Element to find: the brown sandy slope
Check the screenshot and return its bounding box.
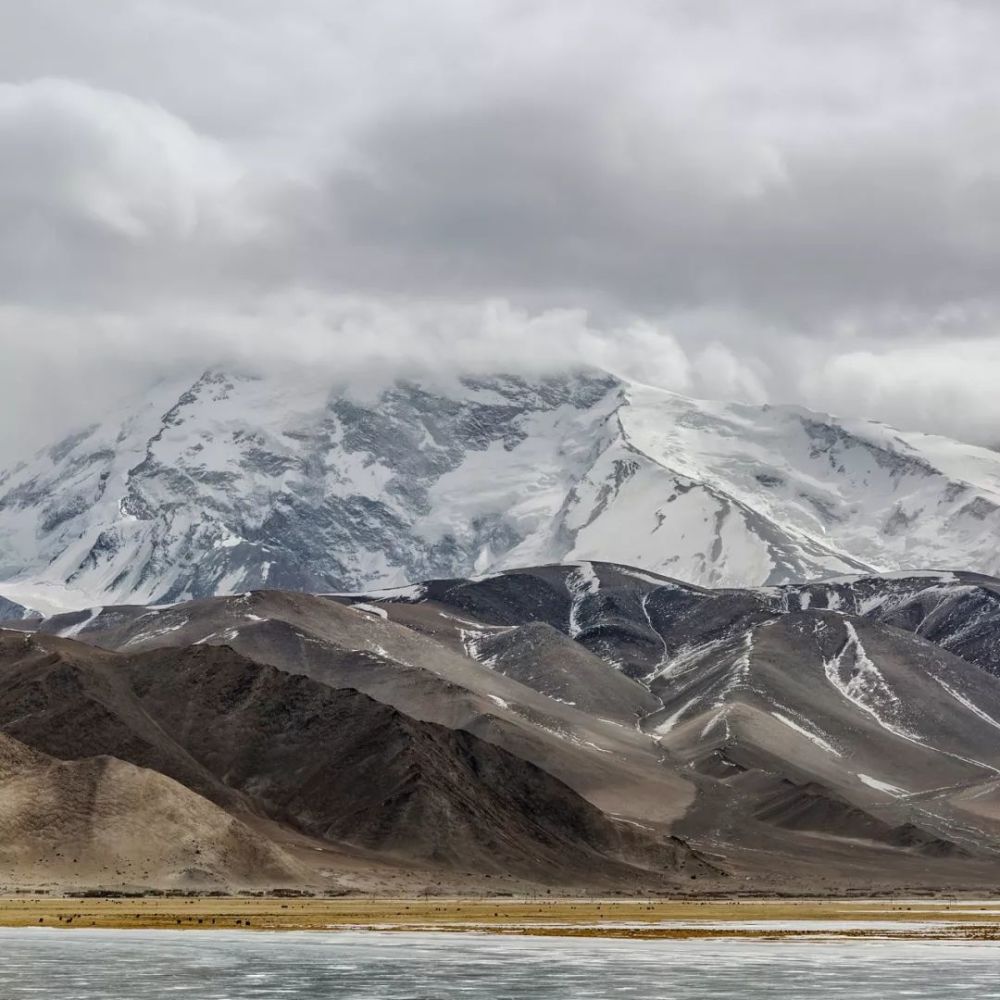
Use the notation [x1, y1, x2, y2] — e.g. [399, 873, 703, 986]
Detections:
[0, 731, 305, 888]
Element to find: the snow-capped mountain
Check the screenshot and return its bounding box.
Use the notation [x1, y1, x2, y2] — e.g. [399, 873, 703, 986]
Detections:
[2, 367, 1000, 611]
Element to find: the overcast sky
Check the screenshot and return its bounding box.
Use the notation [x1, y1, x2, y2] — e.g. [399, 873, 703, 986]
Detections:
[2, 0, 1000, 462]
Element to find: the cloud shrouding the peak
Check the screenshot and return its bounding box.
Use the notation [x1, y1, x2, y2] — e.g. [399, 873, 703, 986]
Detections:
[2, 0, 1000, 461]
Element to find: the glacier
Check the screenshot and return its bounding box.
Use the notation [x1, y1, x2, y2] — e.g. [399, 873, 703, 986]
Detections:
[1, 366, 999, 611]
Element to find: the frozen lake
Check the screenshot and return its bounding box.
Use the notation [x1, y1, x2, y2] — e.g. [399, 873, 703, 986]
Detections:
[3, 928, 1000, 998]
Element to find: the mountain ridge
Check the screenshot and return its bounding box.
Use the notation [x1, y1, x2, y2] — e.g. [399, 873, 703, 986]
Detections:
[9, 561, 1000, 890]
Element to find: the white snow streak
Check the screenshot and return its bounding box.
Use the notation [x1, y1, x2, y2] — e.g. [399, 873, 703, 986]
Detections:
[771, 712, 842, 757]
[825, 623, 1000, 775]
[858, 773, 908, 797]
[823, 622, 918, 740]
[57, 607, 102, 638]
[651, 695, 702, 736]
[121, 617, 189, 647]
[351, 602, 389, 620]
[932, 675, 1000, 733]
[701, 709, 728, 739]
[715, 631, 753, 703]
[566, 562, 600, 638]
[649, 636, 729, 683]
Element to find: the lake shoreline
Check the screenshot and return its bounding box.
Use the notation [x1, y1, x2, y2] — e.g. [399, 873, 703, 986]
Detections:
[2, 896, 1000, 940]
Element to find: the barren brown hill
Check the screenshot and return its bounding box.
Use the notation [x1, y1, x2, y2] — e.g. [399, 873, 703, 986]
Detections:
[0, 730, 305, 888]
[0, 631, 713, 886]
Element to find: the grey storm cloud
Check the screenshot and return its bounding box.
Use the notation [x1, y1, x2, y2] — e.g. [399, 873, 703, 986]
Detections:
[2, 0, 1000, 461]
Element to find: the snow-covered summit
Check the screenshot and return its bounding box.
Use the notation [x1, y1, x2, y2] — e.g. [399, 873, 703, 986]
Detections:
[1, 367, 999, 610]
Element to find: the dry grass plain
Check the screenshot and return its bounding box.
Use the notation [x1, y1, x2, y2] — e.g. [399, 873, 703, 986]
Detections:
[2, 896, 1000, 939]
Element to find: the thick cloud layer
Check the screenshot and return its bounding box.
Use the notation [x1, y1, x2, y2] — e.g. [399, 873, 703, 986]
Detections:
[2, 1, 1000, 462]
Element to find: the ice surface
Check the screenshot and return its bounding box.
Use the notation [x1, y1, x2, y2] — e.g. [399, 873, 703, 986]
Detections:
[2, 929, 1000, 1000]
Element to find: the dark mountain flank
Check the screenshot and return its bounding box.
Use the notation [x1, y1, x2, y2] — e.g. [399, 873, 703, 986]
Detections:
[0, 631, 713, 888]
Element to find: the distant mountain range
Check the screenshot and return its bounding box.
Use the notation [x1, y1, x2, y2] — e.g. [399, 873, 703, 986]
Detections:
[4, 563, 1000, 892]
[2, 367, 1000, 614]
